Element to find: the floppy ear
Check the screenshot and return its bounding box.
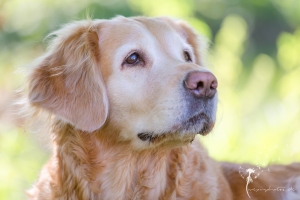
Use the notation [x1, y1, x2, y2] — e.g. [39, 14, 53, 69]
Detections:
[28, 21, 108, 132]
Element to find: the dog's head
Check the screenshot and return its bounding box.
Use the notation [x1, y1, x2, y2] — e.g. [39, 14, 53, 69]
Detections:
[28, 16, 218, 149]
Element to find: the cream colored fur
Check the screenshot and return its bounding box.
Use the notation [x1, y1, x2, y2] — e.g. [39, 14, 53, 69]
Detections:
[25, 16, 300, 200]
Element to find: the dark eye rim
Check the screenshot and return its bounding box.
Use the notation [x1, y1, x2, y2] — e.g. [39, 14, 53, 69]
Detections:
[122, 50, 148, 68]
[124, 52, 140, 65]
[184, 51, 192, 62]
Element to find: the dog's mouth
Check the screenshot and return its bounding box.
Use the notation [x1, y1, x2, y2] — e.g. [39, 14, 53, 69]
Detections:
[137, 112, 214, 143]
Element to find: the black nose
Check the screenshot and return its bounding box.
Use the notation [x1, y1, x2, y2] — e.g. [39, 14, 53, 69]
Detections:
[184, 71, 218, 98]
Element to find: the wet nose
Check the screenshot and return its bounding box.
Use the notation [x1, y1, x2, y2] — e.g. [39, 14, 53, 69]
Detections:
[184, 71, 218, 98]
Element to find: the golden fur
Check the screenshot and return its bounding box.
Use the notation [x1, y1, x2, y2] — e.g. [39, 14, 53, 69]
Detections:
[25, 16, 300, 200]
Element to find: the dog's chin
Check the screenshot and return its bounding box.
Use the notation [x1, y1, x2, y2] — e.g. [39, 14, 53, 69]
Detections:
[177, 112, 215, 136]
[137, 113, 215, 146]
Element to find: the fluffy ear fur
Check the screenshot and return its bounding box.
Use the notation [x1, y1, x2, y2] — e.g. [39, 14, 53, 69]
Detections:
[28, 21, 108, 132]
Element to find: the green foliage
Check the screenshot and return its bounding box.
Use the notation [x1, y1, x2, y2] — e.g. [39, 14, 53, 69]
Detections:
[0, 126, 48, 199]
[0, 0, 299, 199]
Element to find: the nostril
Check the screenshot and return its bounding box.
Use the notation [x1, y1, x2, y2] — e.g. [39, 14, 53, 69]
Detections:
[197, 81, 204, 89]
[210, 80, 218, 90]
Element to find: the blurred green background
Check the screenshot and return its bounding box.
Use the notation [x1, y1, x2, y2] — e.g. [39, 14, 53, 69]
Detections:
[0, 0, 300, 199]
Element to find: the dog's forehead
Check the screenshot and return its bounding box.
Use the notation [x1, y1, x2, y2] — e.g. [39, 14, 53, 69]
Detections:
[99, 17, 186, 50]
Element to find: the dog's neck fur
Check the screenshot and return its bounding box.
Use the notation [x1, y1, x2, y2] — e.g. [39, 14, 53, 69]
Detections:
[31, 123, 231, 200]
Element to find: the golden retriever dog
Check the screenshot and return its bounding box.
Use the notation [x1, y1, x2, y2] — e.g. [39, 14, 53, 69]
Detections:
[25, 16, 300, 200]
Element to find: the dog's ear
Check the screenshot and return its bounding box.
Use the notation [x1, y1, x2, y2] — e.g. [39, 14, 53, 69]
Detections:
[28, 21, 108, 132]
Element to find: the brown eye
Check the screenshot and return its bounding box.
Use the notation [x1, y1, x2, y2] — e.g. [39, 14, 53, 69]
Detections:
[184, 51, 192, 62]
[125, 53, 140, 64]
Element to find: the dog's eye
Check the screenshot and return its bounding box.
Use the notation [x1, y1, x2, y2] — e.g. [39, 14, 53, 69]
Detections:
[125, 53, 140, 65]
[184, 51, 192, 62]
